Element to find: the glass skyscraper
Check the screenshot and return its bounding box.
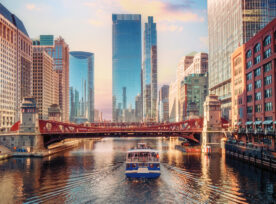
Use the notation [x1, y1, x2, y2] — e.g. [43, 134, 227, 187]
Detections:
[208, 0, 276, 120]
[69, 51, 94, 123]
[112, 14, 142, 122]
[143, 16, 157, 122]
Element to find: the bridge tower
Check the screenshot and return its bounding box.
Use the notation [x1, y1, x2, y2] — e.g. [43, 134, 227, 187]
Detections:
[19, 97, 44, 151]
[201, 94, 224, 153]
[20, 97, 39, 133]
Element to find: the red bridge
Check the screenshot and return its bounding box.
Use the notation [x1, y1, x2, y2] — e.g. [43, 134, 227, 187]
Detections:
[10, 118, 228, 147]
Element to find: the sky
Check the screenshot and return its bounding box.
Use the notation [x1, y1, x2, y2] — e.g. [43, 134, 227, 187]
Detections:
[1, 0, 208, 120]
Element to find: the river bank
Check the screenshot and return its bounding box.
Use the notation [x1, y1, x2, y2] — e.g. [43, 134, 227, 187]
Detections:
[0, 138, 102, 160]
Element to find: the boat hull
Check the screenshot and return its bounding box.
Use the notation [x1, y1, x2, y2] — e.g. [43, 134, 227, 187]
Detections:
[125, 172, 160, 178]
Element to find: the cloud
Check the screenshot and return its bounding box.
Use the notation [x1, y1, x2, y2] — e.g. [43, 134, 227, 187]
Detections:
[118, 0, 204, 23]
[158, 23, 183, 32]
[26, 3, 40, 11]
[199, 36, 208, 47]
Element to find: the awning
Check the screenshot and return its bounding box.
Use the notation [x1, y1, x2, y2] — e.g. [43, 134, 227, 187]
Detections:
[237, 122, 241, 125]
[254, 121, 262, 125]
[274, 121, 276, 124]
[245, 121, 253, 125]
[263, 120, 273, 125]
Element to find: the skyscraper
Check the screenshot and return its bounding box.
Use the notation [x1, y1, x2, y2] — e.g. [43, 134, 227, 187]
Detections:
[69, 51, 94, 123]
[158, 85, 169, 122]
[33, 35, 70, 122]
[143, 16, 157, 122]
[112, 14, 142, 122]
[0, 3, 33, 130]
[208, 0, 276, 120]
[33, 48, 55, 119]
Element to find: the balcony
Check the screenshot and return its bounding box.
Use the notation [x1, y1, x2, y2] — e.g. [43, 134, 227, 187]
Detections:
[238, 128, 245, 134]
[246, 128, 254, 134]
[264, 128, 275, 135]
[254, 128, 264, 134]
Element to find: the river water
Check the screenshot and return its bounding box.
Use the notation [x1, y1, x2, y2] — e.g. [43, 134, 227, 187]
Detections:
[0, 137, 275, 204]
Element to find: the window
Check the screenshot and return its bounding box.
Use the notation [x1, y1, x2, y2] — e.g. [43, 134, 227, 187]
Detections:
[254, 55, 261, 64]
[254, 67, 261, 77]
[254, 43, 261, 53]
[239, 107, 243, 117]
[264, 48, 271, 59]
[265, 88, 272, 98]
[247, 95, 252, 102]
[247, 106, 253, 114]
[255, 92, 261, 100]
[238, 98, 242, 104]
[263, 35, 271, 46]
[264, 75, 272, 86]
[255, 104, 262, 112]
[246, 50, 252, 58]
[254, 80, 261, 89]
[246, 72, 252, 80]
[247, 83, 252, 91]
[265, 102, 273, 111]
[246, 60, 252, 69]
[264, 62, 272, 72]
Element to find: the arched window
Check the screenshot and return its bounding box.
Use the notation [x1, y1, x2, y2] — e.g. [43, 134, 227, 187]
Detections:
[254, 43, 261, 53]
[246, 49, 252, 58]
[263, 35, 271, 46]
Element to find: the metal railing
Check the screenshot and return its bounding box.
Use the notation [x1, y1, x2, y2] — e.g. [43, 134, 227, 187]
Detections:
[126, 157, 159, 162]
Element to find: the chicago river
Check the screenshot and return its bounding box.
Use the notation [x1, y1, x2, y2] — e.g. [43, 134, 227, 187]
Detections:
[0, 138, 275, 204]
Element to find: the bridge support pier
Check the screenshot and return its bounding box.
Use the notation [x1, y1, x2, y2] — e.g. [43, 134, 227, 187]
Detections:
[201, 95, 225, 154]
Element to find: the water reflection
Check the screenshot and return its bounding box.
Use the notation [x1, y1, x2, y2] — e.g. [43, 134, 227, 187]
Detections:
[0, 138, 275, 203]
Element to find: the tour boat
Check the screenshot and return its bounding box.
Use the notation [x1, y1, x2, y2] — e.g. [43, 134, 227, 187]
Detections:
[125, 143, 161, 178]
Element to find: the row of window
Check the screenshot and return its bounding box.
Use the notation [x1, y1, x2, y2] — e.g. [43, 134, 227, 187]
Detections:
[247, 102, 273, 113]
[246, 61, 272, 81]
[246, 88, 272, 99]
[246, 35, 272, 59]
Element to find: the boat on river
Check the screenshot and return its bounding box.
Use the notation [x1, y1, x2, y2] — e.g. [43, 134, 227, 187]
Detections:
[125, 143, 161, 178]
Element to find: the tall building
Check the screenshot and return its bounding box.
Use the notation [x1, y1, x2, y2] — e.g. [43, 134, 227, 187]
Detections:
[168, 52, 208, 122]
[33, 48, 55, 119]
[33, 35, 70, 122]
[135, 93, 143, 122]
[112, 14, 142, 122]
[208, 0, 276, 120]
[143, 16, 157, 122]
[158, 85, 169, 122]
[0, 3, 33, 131]
[179, 74, 209, 120]
[232, 18, 276, 130]
[69, 51, 94, 123]
[169, 81, 178, 122]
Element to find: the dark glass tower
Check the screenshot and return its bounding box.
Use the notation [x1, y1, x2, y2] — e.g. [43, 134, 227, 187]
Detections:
[112, 14, 142, 122]
[69, 51, 94, 123]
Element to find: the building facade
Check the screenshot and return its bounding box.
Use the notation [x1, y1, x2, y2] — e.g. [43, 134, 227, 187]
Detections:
[112, 14, 142, 122]
[143, 16, 157, 122]
[169, 52, 208, 122]
[231, 45, 246, 127]
[33, 48, 54, 119]
[0, 3, 33, 131]
[179, 74, 209, 121]
[158, 85, 169, 122]
[208, 0, 276, 121]
[135, 93, 143, 122]
[233, 18, 276, 128]
[33, 35, 69, 122]
[69, 51, 94, 123]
